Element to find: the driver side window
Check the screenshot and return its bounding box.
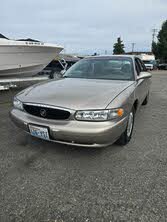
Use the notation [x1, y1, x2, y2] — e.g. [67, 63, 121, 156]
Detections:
[139, 59, 147, 72]
[135, 58, 141, 76]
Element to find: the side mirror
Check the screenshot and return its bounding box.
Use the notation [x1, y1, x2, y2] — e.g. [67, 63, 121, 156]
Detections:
[137, 72, 152, 81]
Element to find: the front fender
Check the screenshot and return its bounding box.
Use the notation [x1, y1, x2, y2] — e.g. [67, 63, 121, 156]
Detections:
[106, 83, 136, 115]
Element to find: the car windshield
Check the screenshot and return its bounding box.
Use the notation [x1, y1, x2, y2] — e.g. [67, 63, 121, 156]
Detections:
[143, 60, 152, 64]
[64, 57, 134, 81]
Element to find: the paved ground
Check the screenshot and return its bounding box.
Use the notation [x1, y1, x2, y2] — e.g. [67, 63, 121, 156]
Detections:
[0, 71, 167, 222]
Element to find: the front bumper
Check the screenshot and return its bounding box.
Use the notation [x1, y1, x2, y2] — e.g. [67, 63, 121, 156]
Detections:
[145, 65, 154, 70]
[10, 109, 128, 147]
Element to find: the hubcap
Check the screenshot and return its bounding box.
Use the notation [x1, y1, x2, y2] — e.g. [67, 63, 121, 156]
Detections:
[127, 112, 134, 137]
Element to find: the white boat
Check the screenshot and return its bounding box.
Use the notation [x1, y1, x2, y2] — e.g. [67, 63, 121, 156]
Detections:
[0, 34, 63, 77]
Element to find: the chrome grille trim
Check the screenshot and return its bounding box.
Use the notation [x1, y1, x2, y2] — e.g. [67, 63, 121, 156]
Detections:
[23, 103, 74, 120]
[23, 102, 74, 113]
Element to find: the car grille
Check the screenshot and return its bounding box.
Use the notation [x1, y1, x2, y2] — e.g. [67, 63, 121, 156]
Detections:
[23, 104, 71, 120]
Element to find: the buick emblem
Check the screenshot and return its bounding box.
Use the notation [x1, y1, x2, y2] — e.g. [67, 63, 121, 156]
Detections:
[40, 109, 47, 117]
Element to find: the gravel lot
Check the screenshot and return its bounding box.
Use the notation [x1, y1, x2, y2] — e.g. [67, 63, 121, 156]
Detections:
[0, 71, 167, 222]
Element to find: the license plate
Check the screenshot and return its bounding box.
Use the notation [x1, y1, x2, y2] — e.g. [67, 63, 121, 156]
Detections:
[29, 125, 50, 140]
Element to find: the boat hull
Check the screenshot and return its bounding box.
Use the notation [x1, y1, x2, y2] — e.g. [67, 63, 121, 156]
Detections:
[0, 63, 47, 77]
[0, 40, 63, 77]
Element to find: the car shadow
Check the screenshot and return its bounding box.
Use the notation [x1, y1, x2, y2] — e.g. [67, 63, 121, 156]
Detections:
[19, 133, 125, 157]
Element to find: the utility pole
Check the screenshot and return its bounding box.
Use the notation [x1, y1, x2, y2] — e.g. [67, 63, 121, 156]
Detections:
[131, 43, 136, 53]
[152, 28, 158, 42]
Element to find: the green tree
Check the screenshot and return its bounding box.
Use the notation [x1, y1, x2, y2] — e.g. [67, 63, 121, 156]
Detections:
[113, 37, 125, 54]
[152, 41, 159, 59]
[152, 20, 167, 62]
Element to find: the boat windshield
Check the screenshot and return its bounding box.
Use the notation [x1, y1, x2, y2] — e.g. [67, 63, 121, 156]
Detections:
[64, 57, 134, 81]
[17, 38, 40, 42]
[0, 34, 8, 39]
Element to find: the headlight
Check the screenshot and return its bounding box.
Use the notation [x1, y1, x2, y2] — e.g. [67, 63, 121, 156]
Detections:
[13, 97, 23, 111]
[75, 108, 124, 121]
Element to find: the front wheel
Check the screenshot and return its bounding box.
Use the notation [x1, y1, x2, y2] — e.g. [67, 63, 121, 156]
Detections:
[116, 107, 135, 145]
[142, 92, 149, 106]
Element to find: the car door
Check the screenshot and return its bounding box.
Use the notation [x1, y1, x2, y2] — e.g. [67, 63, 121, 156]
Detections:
[135, 58, 150, 105]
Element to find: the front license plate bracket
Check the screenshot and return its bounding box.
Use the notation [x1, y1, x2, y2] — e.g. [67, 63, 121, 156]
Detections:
[29, 124, 50, 140]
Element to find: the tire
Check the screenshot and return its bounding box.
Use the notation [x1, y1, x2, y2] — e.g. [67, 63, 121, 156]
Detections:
[116, 107, 135, 146]
[142, 92, 149, 106]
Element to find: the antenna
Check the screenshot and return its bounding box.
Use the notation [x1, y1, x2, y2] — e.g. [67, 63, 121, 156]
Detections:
[131, 43, 136, 53]
[152, 28, 158, 42]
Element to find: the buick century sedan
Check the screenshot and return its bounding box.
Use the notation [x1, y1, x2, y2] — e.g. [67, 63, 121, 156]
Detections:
[10, 55, 151, 147]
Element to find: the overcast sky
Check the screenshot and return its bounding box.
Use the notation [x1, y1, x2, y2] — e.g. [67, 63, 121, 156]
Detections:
[1, 0, 167, 54]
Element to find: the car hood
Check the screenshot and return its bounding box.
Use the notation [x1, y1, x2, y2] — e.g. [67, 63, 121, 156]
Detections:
[18, 78, 134, 110]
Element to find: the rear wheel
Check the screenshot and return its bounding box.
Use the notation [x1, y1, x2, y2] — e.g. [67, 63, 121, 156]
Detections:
[116, 107, 135, 145]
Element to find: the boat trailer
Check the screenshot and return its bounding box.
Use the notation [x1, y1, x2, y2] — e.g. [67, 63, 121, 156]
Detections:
[0, 76, 50, 91]
[0, 59, 67, 91]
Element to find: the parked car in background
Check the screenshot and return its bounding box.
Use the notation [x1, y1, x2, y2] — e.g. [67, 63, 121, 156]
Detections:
[137, 54, 156, 70]
[158, 63, 167, 70]
[10, 55, 151, 147]
[142, 60, 154, 70]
